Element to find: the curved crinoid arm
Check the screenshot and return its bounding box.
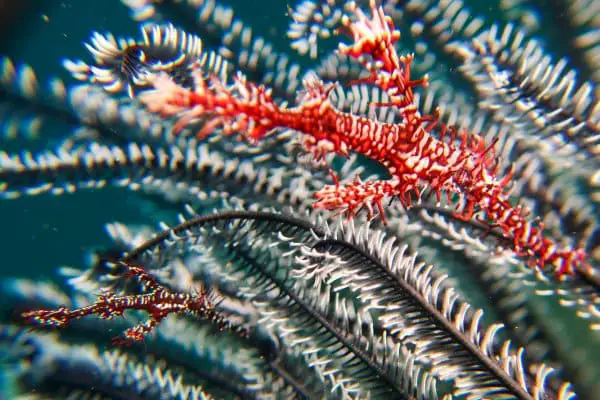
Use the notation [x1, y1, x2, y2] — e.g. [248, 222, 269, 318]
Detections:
[21, 261, 244, 344]
[338, 0, 428, 107]
[64, 24, 206, 98]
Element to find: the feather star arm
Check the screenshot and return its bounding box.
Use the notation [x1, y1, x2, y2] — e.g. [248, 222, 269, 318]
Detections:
[137, 0, 590, 278]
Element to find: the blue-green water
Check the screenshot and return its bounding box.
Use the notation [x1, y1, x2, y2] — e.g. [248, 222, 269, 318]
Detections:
[1, 1, 599, 399]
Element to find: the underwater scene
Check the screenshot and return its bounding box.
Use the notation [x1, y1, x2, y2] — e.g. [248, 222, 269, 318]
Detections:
[1, 0, 600, 399]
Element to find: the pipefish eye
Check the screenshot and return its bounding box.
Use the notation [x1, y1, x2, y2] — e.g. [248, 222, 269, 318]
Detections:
[120, 45, 145, 76]
[121, 46, 153, 97]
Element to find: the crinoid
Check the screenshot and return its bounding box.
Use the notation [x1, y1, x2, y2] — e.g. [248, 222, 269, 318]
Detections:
[1, 0, 599, 399]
